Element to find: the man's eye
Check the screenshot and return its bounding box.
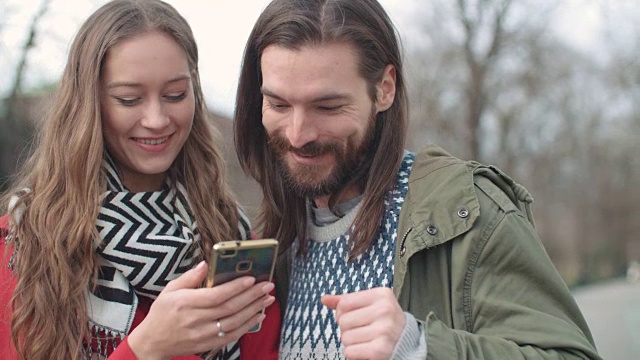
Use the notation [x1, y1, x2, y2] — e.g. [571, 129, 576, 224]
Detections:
[165, 92, 187, 102]
[318, 105, 341, 112]
[269, 102, 289, 110]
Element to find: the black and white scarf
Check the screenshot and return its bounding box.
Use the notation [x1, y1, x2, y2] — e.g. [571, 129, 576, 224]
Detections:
[87, 157, 249, 358]
[6, 157, 249, 358]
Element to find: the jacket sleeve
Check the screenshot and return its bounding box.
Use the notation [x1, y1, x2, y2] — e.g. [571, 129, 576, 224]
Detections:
[107, 337, 205, 360]
[0, 214, 199, 360]
[0, 216, 19, 359]
[239, 288, 280, 360]
[422, 200, 601, 359]
[107, 337, 139, 359]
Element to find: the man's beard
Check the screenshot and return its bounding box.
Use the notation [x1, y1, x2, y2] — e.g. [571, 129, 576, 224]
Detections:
[268, 118, 376, 199]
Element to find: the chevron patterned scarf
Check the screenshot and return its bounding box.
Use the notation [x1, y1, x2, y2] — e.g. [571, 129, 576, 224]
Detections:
[88, 157, 201, 353]
[5, 157, 247, 358]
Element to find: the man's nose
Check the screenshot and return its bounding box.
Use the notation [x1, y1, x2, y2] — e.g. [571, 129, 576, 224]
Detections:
[285, 109, 318, 148]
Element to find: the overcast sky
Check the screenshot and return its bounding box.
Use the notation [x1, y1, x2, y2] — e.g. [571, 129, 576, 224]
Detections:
[0, 0, 636, 116]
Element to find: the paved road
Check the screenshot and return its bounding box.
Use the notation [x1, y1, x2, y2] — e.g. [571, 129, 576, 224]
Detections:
[572, 279, 640, 360]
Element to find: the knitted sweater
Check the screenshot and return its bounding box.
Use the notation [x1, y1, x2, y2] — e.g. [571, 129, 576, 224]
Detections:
[279, 153, 416, 359]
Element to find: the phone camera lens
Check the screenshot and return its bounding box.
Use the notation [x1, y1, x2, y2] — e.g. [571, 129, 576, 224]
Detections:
[236, 260, 252, 272]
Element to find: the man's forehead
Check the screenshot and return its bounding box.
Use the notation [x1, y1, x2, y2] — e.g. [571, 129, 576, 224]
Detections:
[260, 42, 360, 67]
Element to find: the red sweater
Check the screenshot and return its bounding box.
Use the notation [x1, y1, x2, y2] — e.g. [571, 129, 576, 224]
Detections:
[0, 215, 280, 360]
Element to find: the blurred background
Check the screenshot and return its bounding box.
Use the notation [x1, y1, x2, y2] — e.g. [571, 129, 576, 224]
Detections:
[0, 0, 638, 358]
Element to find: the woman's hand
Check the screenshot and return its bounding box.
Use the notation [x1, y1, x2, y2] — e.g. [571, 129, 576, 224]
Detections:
[127, 261, 275, 360]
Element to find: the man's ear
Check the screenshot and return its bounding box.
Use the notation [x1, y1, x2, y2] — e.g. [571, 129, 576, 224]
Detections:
[375, 64, 396, 112]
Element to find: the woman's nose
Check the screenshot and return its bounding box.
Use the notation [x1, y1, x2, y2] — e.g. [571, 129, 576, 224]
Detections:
[140, 100, 170, 129]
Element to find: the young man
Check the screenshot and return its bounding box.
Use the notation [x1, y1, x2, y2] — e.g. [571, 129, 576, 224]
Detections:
[234, 0, 601, 359]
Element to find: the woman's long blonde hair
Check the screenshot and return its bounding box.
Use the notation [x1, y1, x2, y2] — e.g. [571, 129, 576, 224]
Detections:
[1, 1, 239, 358]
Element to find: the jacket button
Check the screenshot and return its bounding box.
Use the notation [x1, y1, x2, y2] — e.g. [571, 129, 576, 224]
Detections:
[400, 246, 406, 256]
[426, 225, 438, 236]
[458, 208, 469, 218]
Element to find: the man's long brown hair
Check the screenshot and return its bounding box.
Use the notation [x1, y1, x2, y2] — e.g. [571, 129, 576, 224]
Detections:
[1, 1, 239, 358]
[234, 0, 407, 258]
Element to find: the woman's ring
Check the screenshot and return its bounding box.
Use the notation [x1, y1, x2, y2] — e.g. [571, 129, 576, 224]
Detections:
[216, 320, 225, 337]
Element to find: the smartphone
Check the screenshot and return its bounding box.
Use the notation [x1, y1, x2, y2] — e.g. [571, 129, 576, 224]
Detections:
[205, 239, 278, 332]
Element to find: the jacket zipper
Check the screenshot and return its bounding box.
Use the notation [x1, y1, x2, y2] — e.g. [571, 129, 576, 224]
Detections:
[399, 226, 413, 257]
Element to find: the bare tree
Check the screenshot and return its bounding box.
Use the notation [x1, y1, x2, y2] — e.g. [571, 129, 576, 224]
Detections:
[456, 0, 512, 160]
[0, 0, 52, 190]
[402, 0, 639, 284]
[4, 0, 52, 119]
[405, 0, 557, 160]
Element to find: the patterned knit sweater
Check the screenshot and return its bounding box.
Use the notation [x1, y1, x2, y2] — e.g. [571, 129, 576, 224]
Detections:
[279, 153, 415, 359]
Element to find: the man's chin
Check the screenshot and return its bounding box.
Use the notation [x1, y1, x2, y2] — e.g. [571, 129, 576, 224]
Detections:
[278, 156, 349, 197]
[290, 184, 335, 198]
[284, 170, 339, 198]
[290, 177, 330, 195]
[287, 163, 331, 183]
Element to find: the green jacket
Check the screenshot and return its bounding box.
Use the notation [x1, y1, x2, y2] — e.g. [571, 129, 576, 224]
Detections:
[275, 145, 600, 359]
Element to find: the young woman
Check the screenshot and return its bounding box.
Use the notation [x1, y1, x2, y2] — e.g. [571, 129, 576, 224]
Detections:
[0, 1, 277, 359]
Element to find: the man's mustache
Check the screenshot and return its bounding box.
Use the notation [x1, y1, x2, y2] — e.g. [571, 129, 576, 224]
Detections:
[268, 136, 341, 157]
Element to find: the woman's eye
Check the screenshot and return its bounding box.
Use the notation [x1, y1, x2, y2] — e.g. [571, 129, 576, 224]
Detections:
[165, 92, 187, 102]
[115, 97, 139, 106]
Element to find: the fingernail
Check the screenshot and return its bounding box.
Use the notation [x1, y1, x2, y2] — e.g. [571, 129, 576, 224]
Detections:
[263, 295, 275, 306]
[244, 277, 256, 286]
[258, 314, 266, 322]
[262, 282, 275, 293]
[196, 261, 206, 270]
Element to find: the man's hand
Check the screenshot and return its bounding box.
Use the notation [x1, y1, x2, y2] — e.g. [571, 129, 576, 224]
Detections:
[322, 287, 405, 360]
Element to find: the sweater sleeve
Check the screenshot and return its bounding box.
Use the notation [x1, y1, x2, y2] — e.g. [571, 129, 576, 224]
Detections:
[391, 312, 427, 359]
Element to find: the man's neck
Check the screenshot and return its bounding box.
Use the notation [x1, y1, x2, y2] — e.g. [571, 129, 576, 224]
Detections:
[313, 185, 362, 208]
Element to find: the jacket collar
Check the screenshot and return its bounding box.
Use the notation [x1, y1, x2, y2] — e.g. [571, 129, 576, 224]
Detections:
[400, 144, 480, 255]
